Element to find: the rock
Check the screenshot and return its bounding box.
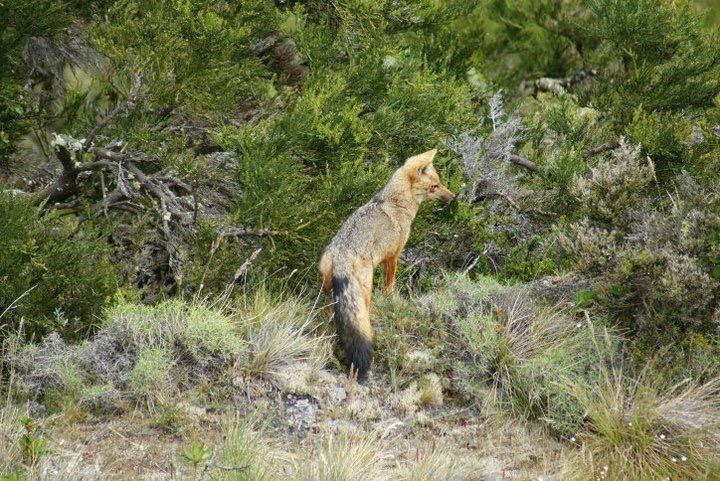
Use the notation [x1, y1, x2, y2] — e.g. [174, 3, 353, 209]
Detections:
[332, 387, 347, 404]
[286, 397, 316, 432]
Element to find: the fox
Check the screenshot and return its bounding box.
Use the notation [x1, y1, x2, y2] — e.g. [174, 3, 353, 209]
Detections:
[319, 148, 454, 379]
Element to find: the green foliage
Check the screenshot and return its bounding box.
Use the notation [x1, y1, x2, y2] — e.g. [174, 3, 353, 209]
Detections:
[0, 0, 71, 161]
[17, 416, 48, 466]
[126, 347, 173, 401]
[586, 0, 720, 121]
[0, 192, 118, 341]
[180, 439, 211, 476]
[443, 0, 586, 85]
[91, 0, 277, 115]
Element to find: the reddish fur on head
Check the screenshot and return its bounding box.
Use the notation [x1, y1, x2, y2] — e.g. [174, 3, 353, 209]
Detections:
[403, 149, 455, 203]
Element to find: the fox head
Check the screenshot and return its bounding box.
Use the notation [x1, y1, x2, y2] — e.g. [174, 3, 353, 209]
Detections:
[403, 149, 455, 203]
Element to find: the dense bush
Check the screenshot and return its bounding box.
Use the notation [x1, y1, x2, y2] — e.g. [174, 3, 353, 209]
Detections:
[556, 141, 720, 356]
[0, 192, 117, 341]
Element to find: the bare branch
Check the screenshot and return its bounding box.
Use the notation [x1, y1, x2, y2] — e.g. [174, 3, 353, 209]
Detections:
[508, 154, 538, 172]
[584, 138, 620, 158]
[83, 73, 143, 150]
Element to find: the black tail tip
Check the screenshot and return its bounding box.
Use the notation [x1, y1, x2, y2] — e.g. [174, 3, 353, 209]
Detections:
[345, 336, 372, 381]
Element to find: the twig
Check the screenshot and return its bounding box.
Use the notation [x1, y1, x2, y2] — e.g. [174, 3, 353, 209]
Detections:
[508, 154, 538, 172]
[462, 256, 480, 276]
[229, 248, 262, 285]
[0, 284, 38, 323]
[83, 73, 142, 150]
[583, 139, 620, 158]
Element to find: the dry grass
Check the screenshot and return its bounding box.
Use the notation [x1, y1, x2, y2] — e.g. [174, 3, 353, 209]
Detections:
[238, 290, 330, 378]
[0, 400, 23, 473]
[563, 364, 720, 480]
[294, 430, 391, 481]
[393, 445, 472, 481]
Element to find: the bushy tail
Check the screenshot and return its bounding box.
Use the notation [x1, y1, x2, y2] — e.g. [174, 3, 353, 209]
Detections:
[331, 256, 372, 379]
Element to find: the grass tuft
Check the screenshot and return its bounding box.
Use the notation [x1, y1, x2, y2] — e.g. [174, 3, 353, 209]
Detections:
[564, 365, 720, 480]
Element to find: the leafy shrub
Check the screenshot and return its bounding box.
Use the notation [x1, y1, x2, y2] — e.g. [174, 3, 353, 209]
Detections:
[90, 0, 278, 115]
[556, 142, 720, 350]
[586, 0, 720, 121]
[0, 192, 118, 341]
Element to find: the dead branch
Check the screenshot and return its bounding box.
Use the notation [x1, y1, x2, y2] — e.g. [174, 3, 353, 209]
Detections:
[508, 154, 538, 172]
[36, 142, 79, 205]
[83, 73, 142, 149]
[583, 138, 620, 158]
[37, 74, 143, 207]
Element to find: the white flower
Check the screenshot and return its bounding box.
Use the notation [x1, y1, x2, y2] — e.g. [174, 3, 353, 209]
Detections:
[163, 212, 171, 221]
[671, 457, 678, 462]
[681, 455, 687, 461]
[659, 433, 666, 440]
[575, 322, 582, 328]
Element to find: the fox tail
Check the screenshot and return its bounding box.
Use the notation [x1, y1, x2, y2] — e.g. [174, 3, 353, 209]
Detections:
[331, 255, 372, 379]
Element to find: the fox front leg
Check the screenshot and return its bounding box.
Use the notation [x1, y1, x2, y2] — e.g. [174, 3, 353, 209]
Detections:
[383, 255, 397, 295]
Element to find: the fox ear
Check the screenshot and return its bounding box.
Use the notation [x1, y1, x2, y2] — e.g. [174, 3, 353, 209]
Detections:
[404, 149, 437, 173]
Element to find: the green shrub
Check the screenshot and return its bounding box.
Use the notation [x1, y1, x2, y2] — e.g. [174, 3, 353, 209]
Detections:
[556, 143, 720, 351]
[0, 192, 118, 341]
[105, 300, 244, 364]
[126, 347, 173, 403]
[0, 0, 71, 161]
[90, 0, 277, 115]
[586, 0, 720, 122]
[438, 274, 616, 436]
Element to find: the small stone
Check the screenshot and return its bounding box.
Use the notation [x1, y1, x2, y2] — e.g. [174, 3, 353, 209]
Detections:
[332, 387, 346, 404]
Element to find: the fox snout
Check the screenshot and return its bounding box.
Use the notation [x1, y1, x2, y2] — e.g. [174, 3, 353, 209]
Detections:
[438, 187, 455, 203]
[429, 185, 455, 203]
